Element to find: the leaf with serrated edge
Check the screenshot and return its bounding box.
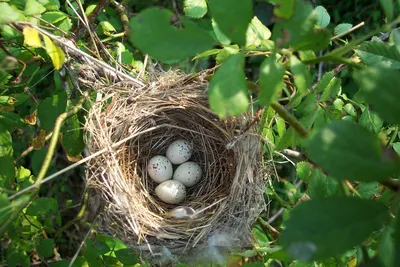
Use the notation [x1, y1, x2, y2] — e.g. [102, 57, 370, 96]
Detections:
[259, 53, 285, 106]
[23, 27, 41, 48]
[208, 0, 253, 46]
[208, 53, 249, 119]
[354, 66, 400, 124]
[280, 197, 390, 260]
[129, 8, 215, 62]
[308, 120, 400, 181]
[43, 35, 65, 70]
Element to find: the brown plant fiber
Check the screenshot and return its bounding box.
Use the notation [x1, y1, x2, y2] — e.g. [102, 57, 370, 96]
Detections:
[84, 70, 268, 263]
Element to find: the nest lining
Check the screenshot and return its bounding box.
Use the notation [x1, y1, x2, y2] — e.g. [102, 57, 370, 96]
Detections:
[84, 70, 268, 262]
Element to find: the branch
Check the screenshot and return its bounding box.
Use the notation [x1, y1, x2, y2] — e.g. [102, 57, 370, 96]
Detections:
[35, 93, 88, 185]
[0, 94, 88, 236]
[271, 102, 309, 138]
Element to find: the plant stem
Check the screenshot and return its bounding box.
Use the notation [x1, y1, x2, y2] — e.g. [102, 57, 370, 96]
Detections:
[271, 102, 309, 138]
[1, 95, 88, 236]
[55, 192, 88, 237]
[35, 93, 88, 186]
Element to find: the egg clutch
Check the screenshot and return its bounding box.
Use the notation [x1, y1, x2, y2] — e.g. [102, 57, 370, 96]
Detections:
[147, 139, 202, 204]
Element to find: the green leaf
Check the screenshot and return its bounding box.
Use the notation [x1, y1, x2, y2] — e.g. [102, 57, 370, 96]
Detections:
[0, 156, 15, 189]
[25, 0, 46, 16]
[61, 114, 85, 157]
[208, 53, 249, 118]
[86, 238, 110, 255]
[215, 45, 239, 64]
[129, 8, 215, 62]
[343, 103, 357, 117]
[41, 11, 67, 24]
[296, 161, 312, 181]
[96, 234, 127, 251]
[292, 28, 332, 51]
[212, 19, 231, 45]
[354, 42, 400, 69]
[44, 0, 60, 10]
[353, 67, 400, 124]
[378, 227, 394, 267]
[334, 23, 352, 36]
[184, 0, 207, 18]
[98, 21, 116, 35]
[245, 16, 271, 47]
[290, 55, 311, 94]
[273, 0, 296, 19]
[315, 6, 330, 28]
[0, 193, 12, 224]
[357, 182, 381, 198]
[38, 91, 67, 131]
[0, 3, 22, 24]
[26, 197, 58, 216]
[280, 197, 390, 260]
[272, 1, 316, 48]
[307, 120, 400, 182]
[393, 142, 400, 157]
[394, 210, 400, 266]
[319, 77, 341, 102]
[359, 109, 383, 134]
[115, 248, 139, 265]
[0, 112, 25, 130]
[259, 53, 285, 106]
[37, 238, 54, 258]
[192, 48, 221, 60]
[0, 125, 13, 157]
[208, 0, 253, 46]
[379, 0, 393, 21]
[307, 169, 339, 199]
[7, 251, 30, 267]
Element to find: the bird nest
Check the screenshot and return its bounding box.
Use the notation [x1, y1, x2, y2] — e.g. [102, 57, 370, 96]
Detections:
[84, 70, 268, 265]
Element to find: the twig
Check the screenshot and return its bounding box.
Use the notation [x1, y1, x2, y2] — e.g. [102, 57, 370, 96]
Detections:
[34, 93, 88, 186]
[331, 22, 365, 41]
[9, 123, 189, 200]
[21, 23, 145, 87]
[344, 180, 362, 198]
[74, 0, 110, 40]
[15, 132, 53, 162]
[68, 215, 98, 267]
[110, 0, 130, 35]
[55, 192, 88, 237]
[271, 102, 309, 138]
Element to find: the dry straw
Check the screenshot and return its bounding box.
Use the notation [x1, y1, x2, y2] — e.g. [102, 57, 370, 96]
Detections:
[80, 64, 269, 265]
[15, 21, 270, 266]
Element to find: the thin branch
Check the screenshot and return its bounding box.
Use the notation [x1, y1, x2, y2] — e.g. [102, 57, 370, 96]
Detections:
[55, 192, 88, 237]
[331, 22, 365, 41]
[271, 102, 309, 138]
[68, 215, 98, 267]
[9, 123, 190, 200]
[15, 132, 53, 162]
[110, 0, 130, 35]
[35, 93, 88, 186]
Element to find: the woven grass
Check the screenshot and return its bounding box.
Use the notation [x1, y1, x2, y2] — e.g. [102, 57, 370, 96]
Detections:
[84, 69, 269, 265]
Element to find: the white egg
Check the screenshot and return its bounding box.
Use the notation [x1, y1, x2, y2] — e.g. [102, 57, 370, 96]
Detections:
[166, 139, 192, 164]
[155, 180, 186, 204]
[147, 155, 173, 183]
[173, 161, 202, 187]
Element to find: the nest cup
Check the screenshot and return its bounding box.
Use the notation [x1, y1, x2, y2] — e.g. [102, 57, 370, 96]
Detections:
[85, 71, 267, 265]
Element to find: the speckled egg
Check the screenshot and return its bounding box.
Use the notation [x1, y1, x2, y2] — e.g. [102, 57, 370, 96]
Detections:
[147, 155, 173, 183]
[173, 161, 202, 187]
[166, 139, 192, 164]
[155, 180, 186, 204]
